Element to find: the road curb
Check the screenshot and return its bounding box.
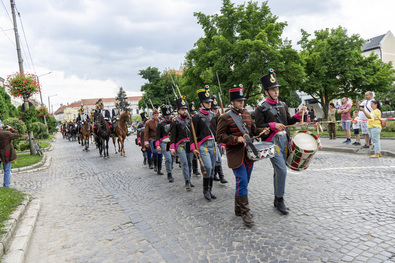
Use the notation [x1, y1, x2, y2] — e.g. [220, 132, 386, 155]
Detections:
[1, 199, 41, 263]
[0, 155, 52, 175]
[321, 146, 395, 157]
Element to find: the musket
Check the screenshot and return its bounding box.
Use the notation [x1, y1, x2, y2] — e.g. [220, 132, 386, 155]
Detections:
[169, 69, 207, 176]
[148, 98, 155, 109]
[168, 85, 178, 99]
[216, 72, 225, 114]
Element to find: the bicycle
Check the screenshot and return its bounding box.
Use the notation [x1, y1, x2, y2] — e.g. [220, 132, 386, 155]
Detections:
[32, 138, 43, 156]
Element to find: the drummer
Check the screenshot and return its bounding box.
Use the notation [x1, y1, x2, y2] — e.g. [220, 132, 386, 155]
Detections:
[217, 85, 268, 226]
[255, 69, 306, 215]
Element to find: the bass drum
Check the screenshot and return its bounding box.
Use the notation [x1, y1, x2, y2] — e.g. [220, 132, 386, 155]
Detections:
[286, 130, 319, 171]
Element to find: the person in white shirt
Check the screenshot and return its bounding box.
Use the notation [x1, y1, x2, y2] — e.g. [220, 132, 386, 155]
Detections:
[356, 91, 373, 148]
[351, 111, 361, 145]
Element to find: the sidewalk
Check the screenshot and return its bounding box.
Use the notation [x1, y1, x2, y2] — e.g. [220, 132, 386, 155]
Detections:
[319, 136, 395, 157]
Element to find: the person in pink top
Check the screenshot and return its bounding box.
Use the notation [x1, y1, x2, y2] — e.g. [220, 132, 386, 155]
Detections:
[338, 97, 352, 144]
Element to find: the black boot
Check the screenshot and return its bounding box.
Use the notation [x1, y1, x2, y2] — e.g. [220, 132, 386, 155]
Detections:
[192, 158, 200, 175]
[203, 178, 211, 201]
[274, 197, 289, 215]
[235, 195, 241, 216]
[148, 158, 154, 169]
[209, 178, 217, 199]
[154, 159, 158, 172]
[217, 165, 228, 184]
[239, 196, 255, 226]
[143, 157, 147, 166]
[185, 180, 191, 190]
[167, 173, 174, 183]
[157, 161, 164, 175]
[213, 166, 220, 181]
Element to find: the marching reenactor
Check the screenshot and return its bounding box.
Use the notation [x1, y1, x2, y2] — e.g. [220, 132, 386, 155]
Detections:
[189, 102, 200, 176]
[137, 112, 148, 165]
[217, 84, 268, 226]
[254, 69, 306, 215]
[211, 95, 228, 184]
[191, 86, 219, 201]
[170, 98, 194, 189]
[144, 109, 163, 174]
[156, 105, 174, 179]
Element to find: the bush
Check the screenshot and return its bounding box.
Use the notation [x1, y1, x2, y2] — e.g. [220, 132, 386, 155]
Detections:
[31, 122, 47, 139]
[3, 118, 26, 149]
[18, 142, 30, 151]
[381, 104, 392, 112]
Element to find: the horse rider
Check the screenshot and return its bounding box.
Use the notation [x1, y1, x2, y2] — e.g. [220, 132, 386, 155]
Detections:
[97, 99, 113, 133]
[254, 69, 306, 215]
[144, 109, 163, 173]
[217, 85, 268, 226]
[189, 101, 200, 177]
[156, 104, 174, 180]
[191, 85, 219, 201]
[112, 101, 122, 122]
[170, 98, 194, 189]
[76, 105, 89, 132]
[210, 95, 228, 184]
[137, 112, 148, 165]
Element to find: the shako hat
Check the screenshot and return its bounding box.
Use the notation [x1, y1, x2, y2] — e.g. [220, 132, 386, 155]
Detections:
[197, 85, 213, 103]
[189, 101, 197, 113]
[175, 97, 188, 109]
[140, 112, 148, 121]
[229, 84, 246, 101]
[161, 104, 173, 117]
[97, 99, 104, 106]
[260, 68, 280, 90]
[211, 95, 219, 109]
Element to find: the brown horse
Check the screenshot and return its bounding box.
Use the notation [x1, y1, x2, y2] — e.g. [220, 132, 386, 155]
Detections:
[112, 110, 131, 157]
[80, 120, 91, 151]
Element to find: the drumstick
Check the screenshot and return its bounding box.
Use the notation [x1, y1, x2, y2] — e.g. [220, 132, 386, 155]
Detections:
[252, 127, 270, 140]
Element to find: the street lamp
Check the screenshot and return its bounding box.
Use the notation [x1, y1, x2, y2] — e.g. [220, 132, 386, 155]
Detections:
[48, 94, 57, 115]
[37, 71, 52, 131]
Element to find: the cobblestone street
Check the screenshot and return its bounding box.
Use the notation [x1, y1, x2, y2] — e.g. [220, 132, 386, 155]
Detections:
[12, 134, 395, 262]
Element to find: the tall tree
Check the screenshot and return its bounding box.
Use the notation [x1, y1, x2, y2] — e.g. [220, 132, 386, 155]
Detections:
[297, 26, 395, 118]
[138, 67, 177, 110]
[183, 0, 304, 106]
[116, 87, 130, 111]
[0, 87, 17, 121]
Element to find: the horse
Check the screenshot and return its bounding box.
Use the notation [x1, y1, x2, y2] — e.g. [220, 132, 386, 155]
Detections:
[68, 123, 78, 141]
[80, 120, 91, 152]
[94, 112, 111, 158]
[112, 110, 131, 157]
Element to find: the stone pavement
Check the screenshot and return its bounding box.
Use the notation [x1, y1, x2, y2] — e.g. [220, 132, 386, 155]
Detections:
[8, 134, 395, 262]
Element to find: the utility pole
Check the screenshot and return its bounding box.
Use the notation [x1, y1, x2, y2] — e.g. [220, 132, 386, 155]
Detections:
[10, 0, 36, 155]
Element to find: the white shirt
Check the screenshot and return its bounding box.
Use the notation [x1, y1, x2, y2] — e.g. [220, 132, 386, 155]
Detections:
[358, 100, 372, 121]
[352, 116, 360, 130]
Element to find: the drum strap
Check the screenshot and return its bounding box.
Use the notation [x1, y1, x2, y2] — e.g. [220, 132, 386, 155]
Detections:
[228, 110, 259, 157]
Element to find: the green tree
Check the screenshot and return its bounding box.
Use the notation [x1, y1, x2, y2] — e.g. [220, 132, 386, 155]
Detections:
[3, 118, 26, 150]
[138, 67, 177, 110]
[279, 90, 301, 108]
[183, 0, 304, 106]
[297, 26, 395, 118]
[0, 87, 17, 121]
[116, 87, 131, 111]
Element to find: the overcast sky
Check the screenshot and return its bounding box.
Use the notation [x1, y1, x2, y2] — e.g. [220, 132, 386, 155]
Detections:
[1, 0, 394, 110]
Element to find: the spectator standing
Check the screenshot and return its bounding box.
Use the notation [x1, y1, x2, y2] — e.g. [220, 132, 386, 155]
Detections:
[309, 106, 316, 122]
[328, 103, 337, 139]
[335, 102, 340, 110]
[356, 91, 373, 149]
[338, 97, 351, 144]
[351, 110, 361, 145]
[360, 100, 382, 158]
[0, 125, 19, 187]
[384, 98, 391, 106]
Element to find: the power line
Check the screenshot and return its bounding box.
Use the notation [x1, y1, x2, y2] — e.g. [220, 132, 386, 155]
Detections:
[15, 5, 36, 73]
[0, 25, 15, 46]
[0, 0, 12, 22]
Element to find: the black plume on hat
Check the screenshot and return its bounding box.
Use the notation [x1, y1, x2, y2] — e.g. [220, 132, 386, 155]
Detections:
[260, 68, 280, 90]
